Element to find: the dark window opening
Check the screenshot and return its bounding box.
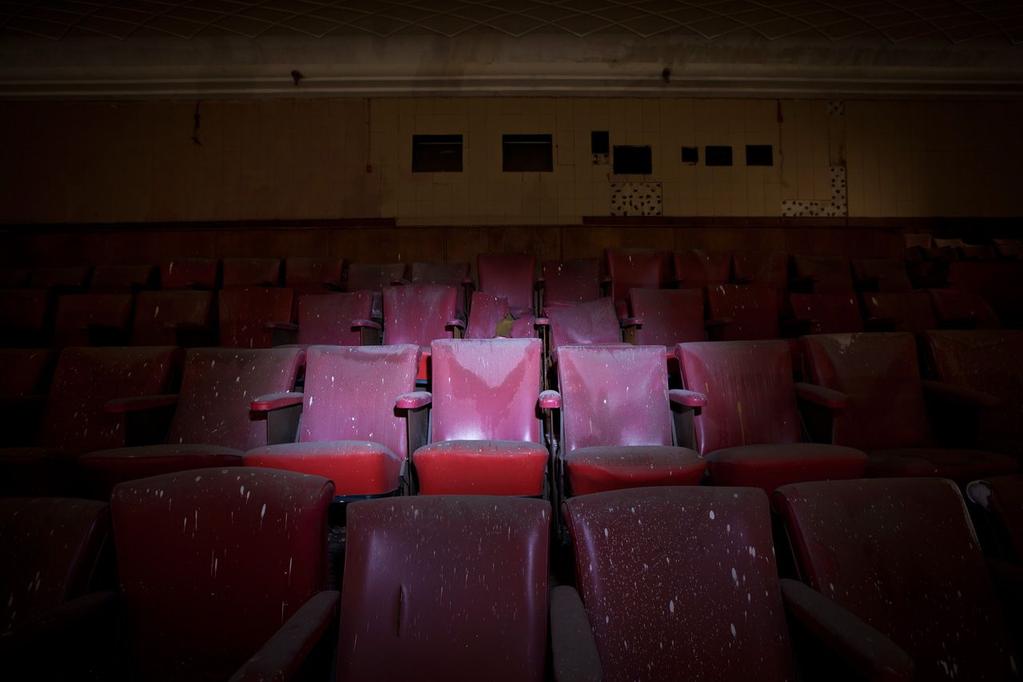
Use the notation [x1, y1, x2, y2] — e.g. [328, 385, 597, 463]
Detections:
[681, 146, 699, 164]
[412, 134, 463, 173]
[591, 131, 610, 155]
[502, 134, 553, 172]
[705, 145, 733, 167]
[613, 145, 652, 175]
[745, 144, 774, 166]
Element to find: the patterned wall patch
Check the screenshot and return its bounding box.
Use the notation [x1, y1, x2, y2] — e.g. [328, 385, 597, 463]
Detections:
[610, 181, 663, 216]
[781, 166, 847, 217]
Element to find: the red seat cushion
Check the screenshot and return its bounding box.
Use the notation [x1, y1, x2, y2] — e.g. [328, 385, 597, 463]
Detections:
[706, 443, 867, 491]
[245, 440, 402, 496]
[413, 440, 548, 496]
[867, 448, 1018, 483]
[564, 445, 705, 495]
[79, 444, 244, 494]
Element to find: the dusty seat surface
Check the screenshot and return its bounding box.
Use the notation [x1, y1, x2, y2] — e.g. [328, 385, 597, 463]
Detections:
[112, 467, 333, 682]
[707, 284, 781, 340]
[53, 293, 133, 346]
[866, 447, 1018, 483]
[465, 291, 536, 339]
[546, 298, 623, 356]
[707, 443, 867, 490]
[82, 443, 244, 491]
[605, 249, 671, 307]
[217, 287, 294, 348]
[674, 249, 731, 288]
[221, 257, 282, 288]
[792, 255, 854, 293]
[160, 258, 217, 290]
[788, 293, 864, 334]
[542, 259, 601, 306]
[627, 288, 706, 346]
[732, 250, 788, 289]
[413, 439, 549, 495]
[337, 495, 549, 682]
[131, 290, 213, 346]
[775, 477, 1016, 682]
[477, 253, 536, 315]
[382, 284, 458, 349]
[863, 291, 937, 332]
[563, 486, 795, 682]
[295, 291, 375, 346]
[563, 445, 704, 495]
[285, 257, 344, 291]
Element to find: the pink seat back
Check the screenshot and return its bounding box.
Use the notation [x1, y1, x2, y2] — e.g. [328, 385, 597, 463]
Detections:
[628, 288, 706, 346]
[733, 251, 788, 289]
[284, 257, 343, 291]
[429, 338, 542, 443]
[606, 249, 671, 306]
[707, 285, 780, 340]
[851, 258, 912, 292]
[792, 255, 854, 293]
[217, 288, 294, 348]
[221, 258, 281, 288]
[863, 292, 937, 332]
[546, 298, 622, 355]
[131, 291, 214, 346]
[465, 292, 535, 339]
[542, 259, 601, 306]
[90, 265, 156, 292]
[53, 293, 133, 346]
[383, 284, 458, 348]
[673, 249, 731, 288]
[477, 253, 535, 314]
[160, 258, 217, 290]
[295, 292, 374, 346]
[557, 345, 672, 452]
[346, 263, 407, 292]
[788, 293, 863, 334]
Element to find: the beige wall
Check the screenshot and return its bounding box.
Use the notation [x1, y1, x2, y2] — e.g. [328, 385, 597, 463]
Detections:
[1, 96, 1020, 224]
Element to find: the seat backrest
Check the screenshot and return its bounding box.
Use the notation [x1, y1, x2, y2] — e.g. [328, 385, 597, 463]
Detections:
[166, 347, 304, 450]
[295, 291, 375, 346]
[41, 346, 180, 452]
[558, 344, 671, 452]
[0, 289, 49, 338]
[284, 257, 344, 291]
[338, 496, 549, 682]
[542, 259, 601, 306]
[409, 261, 470, 286]
[546, 298, 622, 354]
[732, 251, 788, 289]
[465, 291, 536, 339]
[628, 288, 706, 346]
[346, 262, 407, 292]
[90, 265, 156, 292]
[131, 290, 214, 346]
[678, 340, 801, 453]
[429, 338, 542, 443]
[707, 285, 780, 340]
[927, 289, 1000, 328]
[564, 487, 794, 682]
[299, 345, 418, 459]
[674, 249, 731, 288]
[160, 258, 218, 290]
[0, 497, 109, 636]
[792, 255, 854, 293]
[112, 468, 332, 682]
[30, 266, 91, 291]
[217, 288, 294, 348]
[383, 284, 458, 348]
[863, 292, 937, 332]
[605, 249, 671, 306]
[851, 258, 912, 292]
[53, 293, 133, 346]
[802, 333, 929, 450]
[788, 293, 864, 334]
[221, 257, 282, 288]
[775, 478, 1014, 681]
[0, 348, 52, 396]
[477, 253, 535, 314]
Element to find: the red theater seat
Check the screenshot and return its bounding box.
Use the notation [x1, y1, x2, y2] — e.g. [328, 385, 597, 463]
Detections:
[52, 293, 133, 346]
[544, 298, 624, 363]
[862, 291, 938, 332]
[90, 264, 156, 292]
[465, 290, 537, 339]
[221, 257, 282, 288]
[112, 468, 336, 682]
[550, 344, 704, 496]
[787, 292, 864, 334]
[411, 338, 549, 496]
[131, 290, 214, 346]
[0, 497, 112, 678]
[733, 250, 788, 289]
[30, 266, 91, 291]
[79, 347, 303, 494]
[345, 262, 408, 320]
[928, 288, 1000, 328]
[775, 478, 1016, 682]
[0, 346, 180, 496]
[673, 249, 731, 288]
[217, 287, 294, 348]
[477, 253, 536, 316]
[285, 257, 344, 292]
[160, 257, 218, 290]
[948, 260, 1023, 327]
[245, 344, 419, 497]
[625, 288, 706, 347]
[553, 486, 911, 682]
[337, 496, 549, 682]
[851, 257, 913, 292]
[677, 340, 866, 490]
[409, 261, 472, 316]
[540, 258, 601, 307]
[382, 284, 462, 379]
[294, 291, 378, 346]
[792, 254, 854, 293]
[802, 332, 1017, 482]
[707, 284, 781, 340]
[605, 248, 672, 311]
[0, 289, 51, 346]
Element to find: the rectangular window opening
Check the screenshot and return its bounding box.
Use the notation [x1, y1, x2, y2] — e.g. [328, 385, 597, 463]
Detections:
[613, 145, 652, 175]
[705, 145, 733, 167]
[745, 144, 774, 166]
[591, 131, 610, 155]
[681, 146, 699, 164]
[502, 134, 553, 172]
[412, 134, 463, 173]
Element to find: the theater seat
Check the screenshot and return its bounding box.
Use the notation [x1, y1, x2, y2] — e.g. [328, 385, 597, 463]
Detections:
[775, 478, 1016, 681]
[217, 287, 294, 348]
[0, 497, 113, 678]
[787, 292, 863, 334]
[410, 338, 549, 496]
[792, 254, 854, 293]
[409, 261, 472, 316]
[605, 248, 672, 311]
[52, 293, 133, 346]
[160, 257, 218, 290]
[112, 468, 337, 682]
[851, 257, 913, 292]
[285, 256, 344, 293]
[30, 266, 91, 291]
[802, 332, 1018, 483]
[677, 340, 866, 490]
[624, 288, 706, 347]
[90, 264, 156, 292]
[79, 347, 303, 495]
[477, 253, 536, 316]
[131, 290, 214, 346]
[673, 249, 731, 288]
[294, 291, 378, 346]
[543, 297, 624, 364]
[732, 250, 788, 289]
[244, 344, 419, 498]
[550, 344, 704, 496]
[465, 291, 537, 339]
[221, 257, 282, 288]
[928, 288, 1000, 328]
[382, 284, 462, 380]
[540, 258, 601, 307]
[862, 291, 937, 332]
[345, 262, 407, 320]
[707, 284, 781, 340]
[553, 487, 912, 682]
[337, 496, 549, 682]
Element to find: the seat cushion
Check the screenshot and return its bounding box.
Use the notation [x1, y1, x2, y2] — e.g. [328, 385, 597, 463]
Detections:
[413, 440, 548, 496]
[868, 448, 1019, 483]
[80, 444, 244, 495]
[564, 445, 705, 496]
[245, 440, 402, 496]
[706, 443, 867, 491]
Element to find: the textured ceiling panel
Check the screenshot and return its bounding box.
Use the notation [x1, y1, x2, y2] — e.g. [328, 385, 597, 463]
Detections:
[1, 0, 1021, 45]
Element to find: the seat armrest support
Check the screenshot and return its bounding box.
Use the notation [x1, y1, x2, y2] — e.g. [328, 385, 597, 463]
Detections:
[669, 389, 707, 409]
[251, 392, 304, 412]
[794, 383, 848, 411]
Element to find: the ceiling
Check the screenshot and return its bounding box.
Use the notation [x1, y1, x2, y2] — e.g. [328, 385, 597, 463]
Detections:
[2, 0, 1022, 98]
